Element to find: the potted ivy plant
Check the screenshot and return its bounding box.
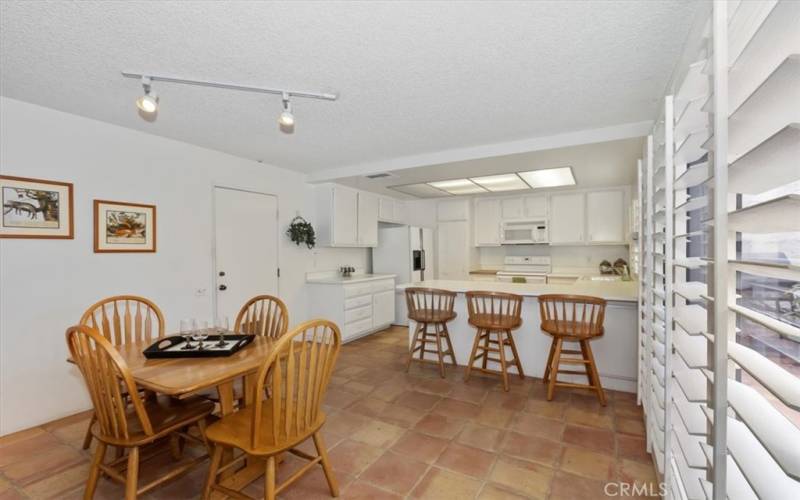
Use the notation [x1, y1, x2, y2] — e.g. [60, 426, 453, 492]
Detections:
[287, 216, 316, 249]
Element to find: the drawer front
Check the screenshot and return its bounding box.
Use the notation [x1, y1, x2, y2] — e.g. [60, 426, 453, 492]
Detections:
[344, 283, 373, 298]
[371, 279, 395, 293]
[345, 294, 372, 310]
[345, 304, 372, 324]
[345, 317, 373, 339]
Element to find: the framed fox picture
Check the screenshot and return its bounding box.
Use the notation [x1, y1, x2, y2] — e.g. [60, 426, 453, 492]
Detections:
[93, 199, 156, 253]
[0, 175, 74, 239]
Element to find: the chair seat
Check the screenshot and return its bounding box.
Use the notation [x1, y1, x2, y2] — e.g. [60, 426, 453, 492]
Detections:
[93, 395, 214, 446]
[408, 309, 457, 323]
[468, 314, 521, 330]
[541, 320, 604, 339]
[205, 405, 326, 456]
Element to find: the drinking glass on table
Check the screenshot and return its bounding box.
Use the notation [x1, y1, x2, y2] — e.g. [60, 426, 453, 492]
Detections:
[215, 316, 229, 347]
[192, 320, 209, 350]
[180, 319, 193, 349]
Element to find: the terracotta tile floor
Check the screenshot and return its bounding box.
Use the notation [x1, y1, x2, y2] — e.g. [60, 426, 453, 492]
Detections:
[0, 326, 658, 499]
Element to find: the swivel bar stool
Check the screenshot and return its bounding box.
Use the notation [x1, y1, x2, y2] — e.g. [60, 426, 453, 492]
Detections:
[405, 287, 458, 378]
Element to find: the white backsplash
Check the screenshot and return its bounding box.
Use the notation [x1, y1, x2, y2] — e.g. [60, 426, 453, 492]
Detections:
[478, 244, 629, 274]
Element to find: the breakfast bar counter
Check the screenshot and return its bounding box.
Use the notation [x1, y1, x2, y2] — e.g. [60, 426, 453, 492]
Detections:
[396, 279, 639, 392]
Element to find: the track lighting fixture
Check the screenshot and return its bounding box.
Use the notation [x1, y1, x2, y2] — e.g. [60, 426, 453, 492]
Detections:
[122, 71, 337, 133]
[135, 76, 159, 114]
[278, 92, 295, 133]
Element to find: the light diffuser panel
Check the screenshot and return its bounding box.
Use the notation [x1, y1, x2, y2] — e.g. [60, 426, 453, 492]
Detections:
[427, 179, 487, 195]
[518, 167, 576, 188]
[470, 173, 529, 192]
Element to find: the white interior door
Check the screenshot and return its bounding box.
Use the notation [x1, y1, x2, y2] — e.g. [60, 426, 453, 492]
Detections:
[214, 187, 278, 322]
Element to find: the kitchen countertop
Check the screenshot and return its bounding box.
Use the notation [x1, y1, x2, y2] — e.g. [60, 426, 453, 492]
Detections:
[307, 273, 397, 284]
[396, 279, 638, 302]
[468, 269, 501, 275]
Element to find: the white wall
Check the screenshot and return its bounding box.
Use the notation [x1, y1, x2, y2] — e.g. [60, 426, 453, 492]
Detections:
[0, 97, 367, 435]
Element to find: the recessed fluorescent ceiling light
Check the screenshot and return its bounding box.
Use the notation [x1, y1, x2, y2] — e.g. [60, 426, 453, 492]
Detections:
[428, 179, 486, 195]
[389, 183, 451, 198]
[470, 173, 529, 192]
[518, 167, 576, 188]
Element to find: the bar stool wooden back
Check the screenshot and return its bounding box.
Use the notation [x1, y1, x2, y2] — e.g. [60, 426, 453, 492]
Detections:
[405, 287, 458, 378]
[464, 291, 525, 391]
[538, 294, 607, 405]
[67, 325, 213, 500]
[234, 295, 289, 338]
[203, 319, 341, 500]
[79, 295, 166, 450]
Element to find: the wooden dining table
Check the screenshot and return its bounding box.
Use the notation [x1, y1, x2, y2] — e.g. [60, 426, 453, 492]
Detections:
[70, 335, 278, 496]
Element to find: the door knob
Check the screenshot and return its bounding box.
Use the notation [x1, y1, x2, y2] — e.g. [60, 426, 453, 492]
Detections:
[218, 271, 226, 277]
[218, 284, 227, 291]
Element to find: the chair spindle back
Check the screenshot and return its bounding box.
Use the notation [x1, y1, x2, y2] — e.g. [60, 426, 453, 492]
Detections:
[80, 295, 165, 346]
[465, 291, 523, 324]
[66, 325, 153, 440]
[405, 288, 456, 321]
[250, 319, 340, 448]
[235, 295, 289, 339]
[538, 294, 606, 338]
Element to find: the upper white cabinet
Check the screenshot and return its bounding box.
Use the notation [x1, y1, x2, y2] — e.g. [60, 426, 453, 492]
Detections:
[523, 195, 548, 218]
[316, 185, 385, 247]
[378, 197, 405, 223]
[437, 199, 469, 221]
[357, 192, 379, 246]
[474, 199, 501, 246]
[549, 192, 586, 245]
[586, 189, 626, 243]
[501, 198, 524, 219]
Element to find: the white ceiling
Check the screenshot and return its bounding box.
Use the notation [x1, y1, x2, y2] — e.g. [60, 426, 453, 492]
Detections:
[336, 137, 644, 198]
[0, 1, 698, 174]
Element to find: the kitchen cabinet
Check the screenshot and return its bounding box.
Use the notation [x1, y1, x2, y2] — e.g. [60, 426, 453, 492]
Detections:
[437, 199, 469, 221]
[501, 198, 524, 219]
[372, 289, 395, 327]
[474, 199, 501, 246]
[437, 220, 470, 279]
[315, 184, 380, 247]
[586, 189, 626, 243]
[547, 275, 579, 285]
[378, 197, 405, 223]
[549, 192, 586, 244]
[524, 195, 548, 218]
[357, 192, 378, 246]
[307, 277, 396, 342]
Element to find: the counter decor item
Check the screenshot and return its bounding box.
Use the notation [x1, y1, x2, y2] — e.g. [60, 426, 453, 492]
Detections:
[93, 199, 156, 253]
[0, 175, 74, 239]
[599, 260, 614, 274]
[287, 215, 315, 249]
[339, 266, 355, 277]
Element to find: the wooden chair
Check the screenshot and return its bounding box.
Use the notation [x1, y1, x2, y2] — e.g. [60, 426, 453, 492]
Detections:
[66, 325, 213, 500]
[203, 319, 341, 500]
[79, 295, 166, 450]
[234, 295, 289, 338]
[464, 291, 525, 391]
[405, 288, 458, 378]
[199, 295, 290, 405]
[539, 294, 607, 405]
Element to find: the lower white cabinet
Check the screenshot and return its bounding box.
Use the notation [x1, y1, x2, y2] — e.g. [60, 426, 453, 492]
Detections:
[307, 277, 396, 342]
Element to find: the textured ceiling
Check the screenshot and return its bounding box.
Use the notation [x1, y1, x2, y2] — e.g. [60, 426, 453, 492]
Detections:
[0, 1, 697, 173]
[336, 137, 644, 198]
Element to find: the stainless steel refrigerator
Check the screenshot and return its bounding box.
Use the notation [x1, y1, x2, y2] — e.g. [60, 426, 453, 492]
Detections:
[372, 225, 435, 325]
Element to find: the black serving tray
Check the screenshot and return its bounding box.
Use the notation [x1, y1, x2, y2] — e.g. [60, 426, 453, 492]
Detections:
[143, 333, 255, 359]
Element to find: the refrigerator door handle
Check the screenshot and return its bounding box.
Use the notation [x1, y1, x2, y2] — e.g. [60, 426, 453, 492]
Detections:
[420, 249, 426, 270]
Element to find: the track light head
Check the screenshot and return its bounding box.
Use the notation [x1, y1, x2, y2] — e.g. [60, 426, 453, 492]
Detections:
[278, 92, 295, 133]
[136, 76, 159, 114]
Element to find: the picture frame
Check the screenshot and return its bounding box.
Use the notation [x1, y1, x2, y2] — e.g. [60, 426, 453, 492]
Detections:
[93, 199, 157, 253]
[0, 175, 74, 239]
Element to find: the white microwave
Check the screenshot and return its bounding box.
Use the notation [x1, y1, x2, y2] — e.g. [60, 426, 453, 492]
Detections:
[501, 220, 548, 245]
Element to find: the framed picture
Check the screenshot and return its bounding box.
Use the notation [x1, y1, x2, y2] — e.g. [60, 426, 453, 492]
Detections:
[0, 175, 74, 239]
[94, 199, 156, 253]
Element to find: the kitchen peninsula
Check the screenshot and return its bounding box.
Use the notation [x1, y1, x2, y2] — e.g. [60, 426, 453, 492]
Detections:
[396, 279, 639, 392]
